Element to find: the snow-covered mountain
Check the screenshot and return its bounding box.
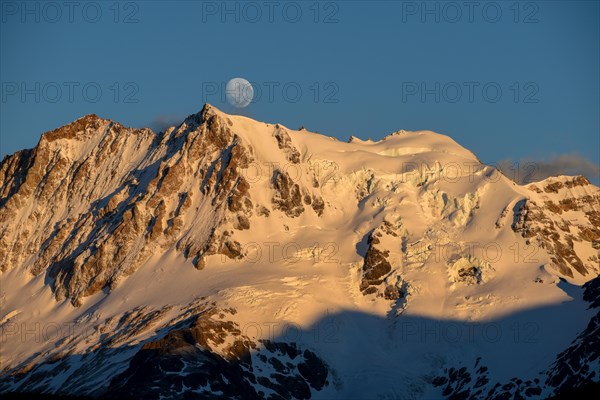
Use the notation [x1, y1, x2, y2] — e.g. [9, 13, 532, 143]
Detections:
[0, 104, 598, 399]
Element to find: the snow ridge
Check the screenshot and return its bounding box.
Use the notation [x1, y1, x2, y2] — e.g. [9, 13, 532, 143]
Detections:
[0, 105, 598, 398]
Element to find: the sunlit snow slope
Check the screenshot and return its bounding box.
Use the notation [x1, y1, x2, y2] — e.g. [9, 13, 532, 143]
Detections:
[0, 105, 599, 399]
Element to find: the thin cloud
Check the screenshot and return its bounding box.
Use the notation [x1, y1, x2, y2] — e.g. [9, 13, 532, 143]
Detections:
[148, 115, 184, 133]
[494, 154, 600, 184]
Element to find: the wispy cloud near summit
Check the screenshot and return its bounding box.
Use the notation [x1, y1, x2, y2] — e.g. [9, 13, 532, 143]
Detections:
[148, 115, 184, 133]
[496, 154, 600, 185]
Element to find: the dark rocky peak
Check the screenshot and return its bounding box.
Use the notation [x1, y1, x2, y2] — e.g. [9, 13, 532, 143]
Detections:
[179, 103, 226, 129]
[0, 148, 35, 208]
[200, 102, 218, 120]
[170, 104, 236, 149]
[41, 114, 111, 143]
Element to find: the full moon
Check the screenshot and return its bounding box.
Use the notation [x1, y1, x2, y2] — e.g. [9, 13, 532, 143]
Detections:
[225, 77, 254, 108]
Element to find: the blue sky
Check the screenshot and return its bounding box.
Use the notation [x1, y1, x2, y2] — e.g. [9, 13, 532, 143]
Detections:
[1, 0, 598, 182]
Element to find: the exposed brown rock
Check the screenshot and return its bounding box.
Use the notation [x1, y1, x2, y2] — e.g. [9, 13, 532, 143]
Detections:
[544, 181, 564, 193]
[42, 114, 104, 142]
[311, 196, 325, 216]
[273, 126, 301, 164]
[565, 175, 590, 188]
[271, 169, 305, 218]
[515, 182, 600, 278]
[0, 107, 262, 305]
[359, 228, 403, 297]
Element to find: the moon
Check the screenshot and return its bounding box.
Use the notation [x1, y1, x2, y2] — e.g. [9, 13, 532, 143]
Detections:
[225, 77, 254, 108]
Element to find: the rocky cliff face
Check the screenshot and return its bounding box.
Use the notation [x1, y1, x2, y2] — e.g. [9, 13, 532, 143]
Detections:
[513, 176, 600, 280]
[431, 275, 600, 400]
[106, 306, 330, 400]
[1, 106, 257, 305]
[0, 106, 598, 399]
[546, 275, 600, 393]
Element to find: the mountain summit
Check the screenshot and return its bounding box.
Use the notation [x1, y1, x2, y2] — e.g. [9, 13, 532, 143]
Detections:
[1, 106, 599, 399]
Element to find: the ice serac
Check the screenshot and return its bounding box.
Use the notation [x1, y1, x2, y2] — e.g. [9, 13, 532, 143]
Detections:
[0, 105, 599, 399]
